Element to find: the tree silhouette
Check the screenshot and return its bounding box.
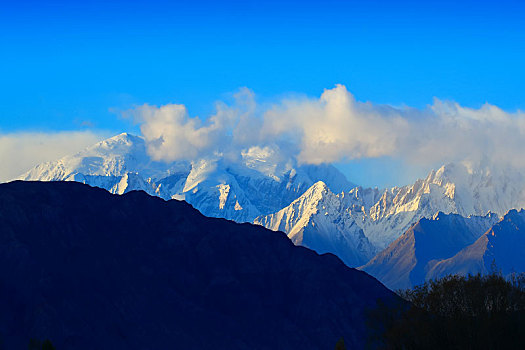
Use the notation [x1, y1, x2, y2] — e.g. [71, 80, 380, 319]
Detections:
[42, 340, 55, 350]
[367, 272, 525, 349]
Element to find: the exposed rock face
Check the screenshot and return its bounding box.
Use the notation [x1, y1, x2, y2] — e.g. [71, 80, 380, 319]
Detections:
[360, 212, 498, 289]
[345, 162, 525, 249]
[427, 209, 525, 280]
[258, 162, 525, 266]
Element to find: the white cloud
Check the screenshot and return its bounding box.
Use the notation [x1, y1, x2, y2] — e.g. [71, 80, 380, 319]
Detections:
[127, 84, 525, 172]
[260, 84, 411, 163]
[127, 88, 257, 162]
[4, 86, 524, 186]
[0, 131, 108, 182]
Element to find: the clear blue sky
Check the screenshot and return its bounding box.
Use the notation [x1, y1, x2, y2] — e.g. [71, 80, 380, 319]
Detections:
[1, 0, 524, 186]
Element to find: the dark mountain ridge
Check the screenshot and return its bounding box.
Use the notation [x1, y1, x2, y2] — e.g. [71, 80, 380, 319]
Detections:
[361, 212, 497, 290]
[428, 208, 525, 279]
[0, 181, 394, 349]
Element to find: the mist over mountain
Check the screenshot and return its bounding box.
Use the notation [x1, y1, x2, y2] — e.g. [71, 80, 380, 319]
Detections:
[18, 132, 354, 222]
[127, 85, 525, 174]
[18, 133, 525, 275]
[0, 180, 395, 349]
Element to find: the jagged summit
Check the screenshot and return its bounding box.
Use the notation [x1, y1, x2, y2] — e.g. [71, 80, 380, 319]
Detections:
[17, 133, 354, 222]
[347, 162, 525, 248]
[301, 180, 330, 197]
[258, 161, 525, 268]
[99, 131, 142, 144]
[16, 133, 525, 275]
[255, 180, 376, 267]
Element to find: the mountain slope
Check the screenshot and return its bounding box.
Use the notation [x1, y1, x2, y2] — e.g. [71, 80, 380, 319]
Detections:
[427, 209, 525, 279]
[0, 181, 395, 350]
[18, 134, 525, 273]
[352, 162, 525, 248]
[256, 162, 525, 269]
[255, 181, 376, 267]
[360, 212, 498, 290]
[18, 133, 355, 222]
[261, 162, 525, 253]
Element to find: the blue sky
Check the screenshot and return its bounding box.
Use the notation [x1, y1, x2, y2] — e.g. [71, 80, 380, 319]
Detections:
[1, 0, 524, 186]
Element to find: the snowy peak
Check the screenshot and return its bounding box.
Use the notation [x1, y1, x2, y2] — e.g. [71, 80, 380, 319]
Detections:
[254, 181, 333, 235]
[256, 159, 525, 269]
[94, 132, 142, 150]
[16, 132, 525, 277]
[301, 180, 331, 201]
[255, 181, 376, 267]
[17, 133, 354, 223]
[433, 162, 467, 184]
[18, 132, 172, 181]
[346, 161, 525, 249]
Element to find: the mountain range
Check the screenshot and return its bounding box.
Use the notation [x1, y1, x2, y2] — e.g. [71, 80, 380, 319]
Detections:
[362, 210, 525, 290]
[16, 133, 525, 283]
[19, 133, 354, 223]
[360, 212, 499, 290]
[428, 209, 525, 280]
[0, 180, 395, 349]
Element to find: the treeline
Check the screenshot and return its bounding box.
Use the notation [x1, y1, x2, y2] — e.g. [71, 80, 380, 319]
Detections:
[366, 271, 525, 349]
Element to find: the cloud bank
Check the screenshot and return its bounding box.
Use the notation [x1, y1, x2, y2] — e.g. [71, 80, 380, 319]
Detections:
[129, 84, 525, 172]
[0, 131, 108, 182]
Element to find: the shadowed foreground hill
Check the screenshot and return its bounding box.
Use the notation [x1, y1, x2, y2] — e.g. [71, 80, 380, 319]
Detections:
[0, 181, 394, 349]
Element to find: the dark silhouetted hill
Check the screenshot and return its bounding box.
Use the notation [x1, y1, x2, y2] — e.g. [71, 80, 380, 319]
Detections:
[0, 181, 394, 349]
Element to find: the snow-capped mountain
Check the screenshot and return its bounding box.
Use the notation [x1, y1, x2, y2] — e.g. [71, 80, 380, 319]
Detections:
[359, 162, 525, 248]
[19, 133, 187, 198]
[427, 209, 525, 280]
[360, 212, 499, 290]
[17, 133, 525, 277]
[17, 133, 354, 222]
[254, 181, 376, 267]
[261, 162, 525, 252]
[256, 162, 525, 270]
